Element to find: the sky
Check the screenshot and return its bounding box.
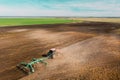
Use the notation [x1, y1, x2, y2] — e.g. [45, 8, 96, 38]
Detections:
[0, 0, 120, 17]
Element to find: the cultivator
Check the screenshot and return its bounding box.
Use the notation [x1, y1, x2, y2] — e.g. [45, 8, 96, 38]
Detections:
[17, 48, 56, 74]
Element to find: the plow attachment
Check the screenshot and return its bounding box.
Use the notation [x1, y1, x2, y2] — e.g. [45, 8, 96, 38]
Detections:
[17, 62, 31, 74]
[17, 58, 47, 74]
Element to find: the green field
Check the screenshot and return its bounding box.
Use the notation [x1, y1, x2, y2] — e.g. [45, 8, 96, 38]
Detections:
[0, 18, 76, 27]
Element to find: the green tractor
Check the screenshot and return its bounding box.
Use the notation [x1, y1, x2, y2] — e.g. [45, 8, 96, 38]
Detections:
[17, 48, 56, 74]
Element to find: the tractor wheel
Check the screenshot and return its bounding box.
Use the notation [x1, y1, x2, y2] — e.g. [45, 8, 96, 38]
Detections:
[23, 67, 31, 75]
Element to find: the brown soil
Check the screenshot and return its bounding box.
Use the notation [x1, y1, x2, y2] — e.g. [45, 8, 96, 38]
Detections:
[0, 22, 120, 80]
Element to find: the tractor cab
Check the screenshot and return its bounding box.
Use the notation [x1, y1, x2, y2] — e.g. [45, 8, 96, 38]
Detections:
[47, 48, 56, 59]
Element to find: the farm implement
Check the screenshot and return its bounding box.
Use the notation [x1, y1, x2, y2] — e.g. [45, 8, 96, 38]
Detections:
[17, 48, 56, 74]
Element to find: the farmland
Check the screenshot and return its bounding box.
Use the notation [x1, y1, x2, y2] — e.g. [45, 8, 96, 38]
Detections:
[0, 18, 120, 80]
[0, 18, 76, 27]
[72, 18, 120, 23]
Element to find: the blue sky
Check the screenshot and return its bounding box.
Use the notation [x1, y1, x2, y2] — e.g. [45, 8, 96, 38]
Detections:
[0, 0, 120, 17]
